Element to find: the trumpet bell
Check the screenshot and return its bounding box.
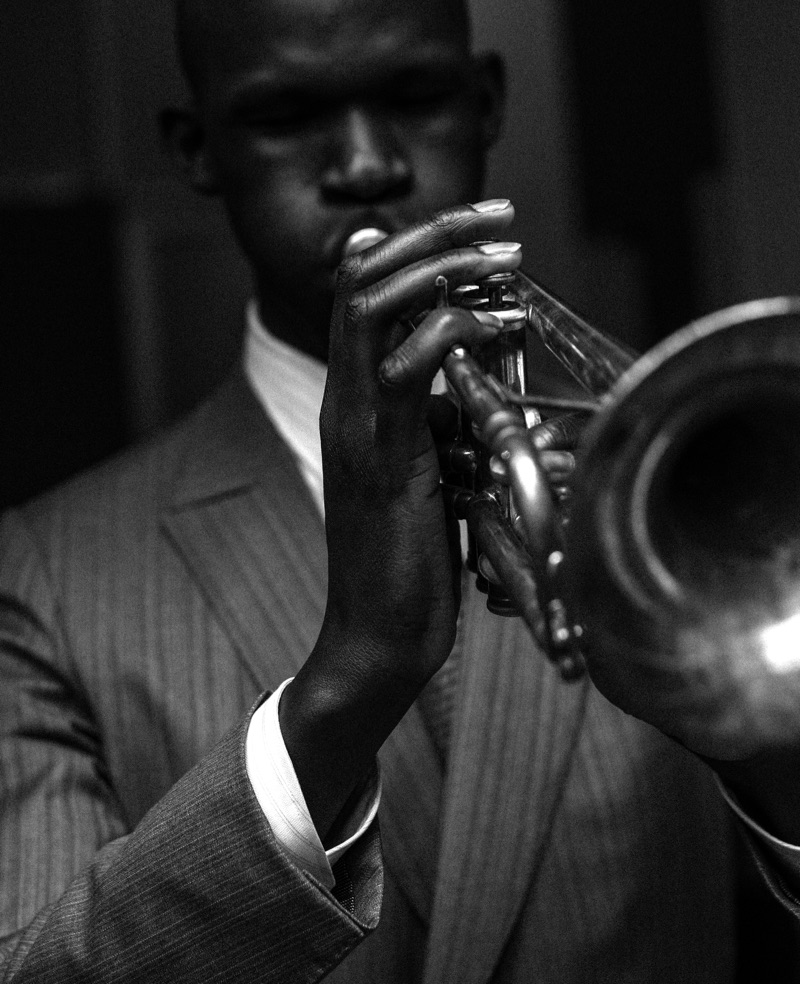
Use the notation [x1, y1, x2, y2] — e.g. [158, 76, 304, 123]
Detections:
[566, 297, 800, 753]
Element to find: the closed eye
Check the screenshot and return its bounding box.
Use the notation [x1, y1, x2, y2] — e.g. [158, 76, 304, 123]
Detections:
[387, 88, 456, 111]
[242, 103, 326, 134]
[382, 67, 467, 115]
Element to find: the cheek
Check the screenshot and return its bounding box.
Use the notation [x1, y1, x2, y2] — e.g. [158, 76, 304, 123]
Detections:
[214, 134, 316, 219]
[222, 160, 305, 224]
[218, 161, 322, 267]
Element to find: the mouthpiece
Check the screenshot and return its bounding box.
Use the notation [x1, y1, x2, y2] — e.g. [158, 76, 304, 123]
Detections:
[341, 227, 389, 259]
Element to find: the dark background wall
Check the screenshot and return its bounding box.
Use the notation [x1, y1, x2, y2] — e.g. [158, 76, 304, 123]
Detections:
[3, 0, 800, 500]
[2, 1, 800, 977]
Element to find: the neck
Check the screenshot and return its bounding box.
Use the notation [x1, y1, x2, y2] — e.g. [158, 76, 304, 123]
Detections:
[255, 286, 331, 364]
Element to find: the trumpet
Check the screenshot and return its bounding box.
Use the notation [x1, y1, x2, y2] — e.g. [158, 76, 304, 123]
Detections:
[342, 229, 800, 691]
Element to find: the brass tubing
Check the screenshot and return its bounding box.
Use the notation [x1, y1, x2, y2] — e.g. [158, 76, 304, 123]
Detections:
[443, 345, 560, 565]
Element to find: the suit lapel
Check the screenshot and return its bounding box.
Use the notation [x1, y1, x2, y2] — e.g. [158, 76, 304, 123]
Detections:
[162, 374, 589, 974]
[422, 580, 589, 984]
[162, 371, 327, 689]
[161, 371, 445, 922]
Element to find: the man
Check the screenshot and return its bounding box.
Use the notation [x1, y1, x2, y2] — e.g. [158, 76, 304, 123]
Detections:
[1, 0, 798, 981]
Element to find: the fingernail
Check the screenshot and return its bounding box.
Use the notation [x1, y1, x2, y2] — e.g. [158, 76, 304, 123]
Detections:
[476, 241, 521, 255]
[471, 198, 511, 213]
[472, 311, 504, 328]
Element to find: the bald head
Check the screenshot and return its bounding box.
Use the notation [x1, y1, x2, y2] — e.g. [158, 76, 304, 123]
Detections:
[174, 0, 472, 96]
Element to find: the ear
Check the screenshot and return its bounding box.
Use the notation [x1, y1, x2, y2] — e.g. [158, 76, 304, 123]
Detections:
[472, 52, 506, 149]
[158, 106, 221, 196]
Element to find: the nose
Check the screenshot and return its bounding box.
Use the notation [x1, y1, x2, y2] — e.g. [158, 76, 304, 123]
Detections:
[320, 106, 412, 202]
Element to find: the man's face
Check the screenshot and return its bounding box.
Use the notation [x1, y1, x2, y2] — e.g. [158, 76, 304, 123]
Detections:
[180, 0, 503, 360]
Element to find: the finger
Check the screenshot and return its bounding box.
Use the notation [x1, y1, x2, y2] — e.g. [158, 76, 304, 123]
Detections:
[378, 308, 503, 394]
[336, 242, 522, 341]
[537, 449, 576, 484]
[530, 412, 591, 452]
[339, 200, 516, 288]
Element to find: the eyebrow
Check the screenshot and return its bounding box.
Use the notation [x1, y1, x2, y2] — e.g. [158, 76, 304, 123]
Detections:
[226, 53, 467, 112]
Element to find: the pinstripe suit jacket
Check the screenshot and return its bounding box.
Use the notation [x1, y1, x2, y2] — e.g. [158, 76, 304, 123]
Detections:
[0, 369, 740, 983]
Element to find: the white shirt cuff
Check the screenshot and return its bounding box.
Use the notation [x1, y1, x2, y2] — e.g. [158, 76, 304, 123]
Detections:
[245, 678, 381, 890]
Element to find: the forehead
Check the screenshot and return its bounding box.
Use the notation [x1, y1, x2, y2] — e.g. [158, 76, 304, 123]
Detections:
[184, 0, 470, 96]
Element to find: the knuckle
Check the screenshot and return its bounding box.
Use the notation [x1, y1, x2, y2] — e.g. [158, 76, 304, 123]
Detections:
[420, 207, 462, 248]
[342, 290, 371, 328]
[335, 254, 365, 294]
[553, 421, 571, 442]
[429, 207, 457, 233]
[531, 423, 558, 450]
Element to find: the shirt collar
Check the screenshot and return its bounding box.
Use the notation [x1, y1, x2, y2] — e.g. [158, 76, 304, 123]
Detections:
[243, 300, 327, 516]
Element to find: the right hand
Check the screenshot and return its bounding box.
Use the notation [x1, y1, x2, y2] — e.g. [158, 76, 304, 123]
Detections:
[280, 201, 521, 837]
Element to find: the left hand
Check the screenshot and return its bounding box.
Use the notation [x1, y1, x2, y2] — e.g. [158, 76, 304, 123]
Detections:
[557, 419, 800, 846]
[530, 411, 586, 498]
[529, 408, 800, 844]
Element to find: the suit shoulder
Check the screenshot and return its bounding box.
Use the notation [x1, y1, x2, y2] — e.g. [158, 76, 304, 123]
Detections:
[16, 388, 224, 538]
[6, 370, 281, 577]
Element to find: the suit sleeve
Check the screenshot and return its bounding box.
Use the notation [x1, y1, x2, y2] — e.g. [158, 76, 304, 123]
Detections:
[0, 509, 382, 983]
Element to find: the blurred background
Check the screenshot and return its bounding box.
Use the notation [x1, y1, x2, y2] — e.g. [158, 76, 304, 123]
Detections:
[1, 0, 799, 977]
